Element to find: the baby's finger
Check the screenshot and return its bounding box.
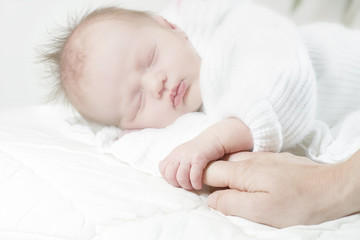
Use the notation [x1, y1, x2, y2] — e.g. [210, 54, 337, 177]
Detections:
[190, 162, 205, 190]
[164, 161, 180, 187]
[176, 163, 192, 190]
[158, 158, 169, 177]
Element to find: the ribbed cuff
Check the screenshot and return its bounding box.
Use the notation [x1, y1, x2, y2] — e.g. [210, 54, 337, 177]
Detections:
[208, 99, 282, 152]
[243, 100, 282, 152]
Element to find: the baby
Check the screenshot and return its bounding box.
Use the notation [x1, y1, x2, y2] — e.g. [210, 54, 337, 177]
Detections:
[43, 0, 360, 190]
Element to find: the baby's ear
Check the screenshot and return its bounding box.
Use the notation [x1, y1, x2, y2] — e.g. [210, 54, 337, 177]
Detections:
[153, 15, 188, 39]
[153, 15, 177, 30]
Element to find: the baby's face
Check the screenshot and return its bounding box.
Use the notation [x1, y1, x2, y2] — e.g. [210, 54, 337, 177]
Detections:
[75, 16, 202, 129]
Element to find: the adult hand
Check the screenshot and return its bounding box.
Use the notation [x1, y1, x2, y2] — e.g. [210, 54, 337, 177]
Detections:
[203, 151, 360, 228]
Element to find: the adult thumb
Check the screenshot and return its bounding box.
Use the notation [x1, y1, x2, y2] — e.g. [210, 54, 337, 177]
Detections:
[208, 189, 267, 221]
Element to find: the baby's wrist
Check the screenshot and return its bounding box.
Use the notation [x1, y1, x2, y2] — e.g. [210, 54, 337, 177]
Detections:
[195, 117, 253, 160]
[221, 118, 253, 153]
[194, 132, 226, 159]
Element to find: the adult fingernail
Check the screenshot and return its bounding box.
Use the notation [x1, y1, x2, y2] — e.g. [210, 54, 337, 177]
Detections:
[208, 192, 218, 208]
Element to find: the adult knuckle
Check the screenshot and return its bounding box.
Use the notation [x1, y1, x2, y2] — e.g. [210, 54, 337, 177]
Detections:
[234, 159, 253, 173]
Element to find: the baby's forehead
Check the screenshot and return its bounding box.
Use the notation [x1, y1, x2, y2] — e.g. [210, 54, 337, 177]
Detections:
[79, 11, 156, 33]
[74, 15, 159, 68]
[72, 18, 154, 56]
[64, 18, 126, 77]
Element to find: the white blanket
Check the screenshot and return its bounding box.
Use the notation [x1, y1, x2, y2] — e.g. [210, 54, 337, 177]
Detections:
[1, 104, 360, 240]
[97, 112, 213, 176]
[97, 110, 360, 177]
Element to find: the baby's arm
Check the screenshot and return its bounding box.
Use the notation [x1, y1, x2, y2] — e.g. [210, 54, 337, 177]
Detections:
[159, 117, 253, 190]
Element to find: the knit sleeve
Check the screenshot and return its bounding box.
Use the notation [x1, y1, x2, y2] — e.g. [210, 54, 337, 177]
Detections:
[299, 23, 360, 127]
[201, 4, 317, 152]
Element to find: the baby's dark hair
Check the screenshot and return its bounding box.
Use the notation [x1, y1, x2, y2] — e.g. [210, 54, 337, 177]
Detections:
[39, 6, 154, 108]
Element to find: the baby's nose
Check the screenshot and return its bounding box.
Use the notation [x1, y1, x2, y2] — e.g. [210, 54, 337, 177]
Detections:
[141, 71, 167, 98]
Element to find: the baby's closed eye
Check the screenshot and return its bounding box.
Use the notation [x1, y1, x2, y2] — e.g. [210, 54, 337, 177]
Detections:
[148, 44, 157, 68]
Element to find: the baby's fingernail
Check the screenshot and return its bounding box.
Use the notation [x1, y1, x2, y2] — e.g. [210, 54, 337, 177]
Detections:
[193, 183, 202, 190]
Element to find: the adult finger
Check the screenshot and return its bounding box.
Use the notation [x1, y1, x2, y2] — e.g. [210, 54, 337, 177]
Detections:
[223, 151, 257, 162]
[202, 160, 238, 188]
[203, 152, 275, 188]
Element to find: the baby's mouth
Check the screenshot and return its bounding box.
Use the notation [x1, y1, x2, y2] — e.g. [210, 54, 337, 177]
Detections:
[170, 80, 186, 108]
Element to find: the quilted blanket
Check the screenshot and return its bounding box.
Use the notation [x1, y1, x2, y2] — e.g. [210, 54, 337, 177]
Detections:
[0, 105, 360, 240]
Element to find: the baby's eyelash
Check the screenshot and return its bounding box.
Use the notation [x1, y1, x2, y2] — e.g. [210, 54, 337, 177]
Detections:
[129, 92, 143, 121]
[149, 45, 157, 67]
[136, 92, 143, 113]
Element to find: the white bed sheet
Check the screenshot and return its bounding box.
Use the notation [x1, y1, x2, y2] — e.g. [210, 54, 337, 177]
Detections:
[1, 105, 360, 240]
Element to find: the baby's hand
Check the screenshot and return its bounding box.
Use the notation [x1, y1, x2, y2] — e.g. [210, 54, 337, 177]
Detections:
[159, 135, 225, 190]
[159, 118, 253, 190]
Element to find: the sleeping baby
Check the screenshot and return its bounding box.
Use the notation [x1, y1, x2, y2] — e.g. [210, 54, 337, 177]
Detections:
[42, 0, 360, 190]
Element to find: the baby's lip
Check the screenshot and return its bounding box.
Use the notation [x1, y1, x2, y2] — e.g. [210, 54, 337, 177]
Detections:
[170, 80, 186, 108]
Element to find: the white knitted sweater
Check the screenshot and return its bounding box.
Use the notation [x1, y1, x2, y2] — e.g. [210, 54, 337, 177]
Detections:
[161, 0, 317, 152]
[96, 1, 360, 176]
[299, 23, 360, 128]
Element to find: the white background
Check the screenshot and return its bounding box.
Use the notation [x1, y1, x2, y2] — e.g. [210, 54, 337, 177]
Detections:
[1, 0, 359, 110]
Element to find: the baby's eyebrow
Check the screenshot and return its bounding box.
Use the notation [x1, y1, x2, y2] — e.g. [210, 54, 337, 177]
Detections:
[135, 43, 155, 70]
[131, 44, 146, 70]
